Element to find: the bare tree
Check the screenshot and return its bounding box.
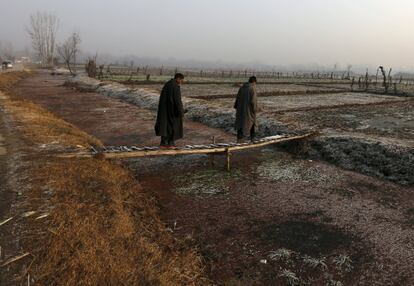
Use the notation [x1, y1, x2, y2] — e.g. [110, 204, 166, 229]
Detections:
[388, 68, 393, 85]
[379, 66, 392, 93]
[375, 67, 380, 86]
[57, 32, 81, 75]
[364, 69, 369, 91]
[26, 12, 59, 66]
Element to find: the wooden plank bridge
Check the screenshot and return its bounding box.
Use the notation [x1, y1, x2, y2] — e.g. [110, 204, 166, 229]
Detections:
[60, 133, 315, 171]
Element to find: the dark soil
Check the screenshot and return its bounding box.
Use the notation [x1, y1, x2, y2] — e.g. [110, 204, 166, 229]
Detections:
[258, 221, 352, 256]
[0, 102, 44, 285]
[0, 112, 12, 219]
[0, 93, 25, 285]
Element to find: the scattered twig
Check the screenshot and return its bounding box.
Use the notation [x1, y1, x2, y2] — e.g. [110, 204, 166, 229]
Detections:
[22, 211, 37, 218]
[0, 217, 13, 226]
[21, 256, 37, 283]
[1, 252, 31, 267]
[35, 213, 49, 220]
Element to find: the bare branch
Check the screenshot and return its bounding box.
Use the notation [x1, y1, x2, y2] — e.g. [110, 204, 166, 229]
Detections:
[57, 32, 81, 75]
[26, 12, 59, 66]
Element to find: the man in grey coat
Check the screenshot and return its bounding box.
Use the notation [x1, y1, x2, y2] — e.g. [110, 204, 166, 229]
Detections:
[234, 76, 258, 142]
[155, 73, 185, 148]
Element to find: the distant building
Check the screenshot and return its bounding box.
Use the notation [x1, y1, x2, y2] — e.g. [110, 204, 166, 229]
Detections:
[15, 56, 32, 64]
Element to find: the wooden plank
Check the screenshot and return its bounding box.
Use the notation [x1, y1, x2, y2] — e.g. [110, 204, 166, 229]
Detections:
[58, 133, 315, 159]
[223, 133, 313, 152]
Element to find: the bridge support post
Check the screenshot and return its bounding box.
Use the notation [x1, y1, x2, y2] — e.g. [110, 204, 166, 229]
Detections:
[226, 148, 231, 172]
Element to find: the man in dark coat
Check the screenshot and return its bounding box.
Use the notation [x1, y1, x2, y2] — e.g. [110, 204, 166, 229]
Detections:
[155, 73, 185, 147]
[234, 76, 258, 142]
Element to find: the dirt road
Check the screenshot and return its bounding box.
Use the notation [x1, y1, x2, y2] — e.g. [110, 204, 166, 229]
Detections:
[10, 71, 414, 285]
[0, 101, 12, 285]
[0, 92, 11, 219]
[0, 90, 30, 285]
[12, 71, 232, 147]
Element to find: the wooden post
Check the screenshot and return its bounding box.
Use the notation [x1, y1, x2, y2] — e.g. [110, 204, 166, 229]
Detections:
[226, 148, 231, 172]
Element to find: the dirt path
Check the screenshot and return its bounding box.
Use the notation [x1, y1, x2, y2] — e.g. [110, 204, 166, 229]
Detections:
[11, 72, 414, 285]
[0, 98, 13, 285]
[0, 92, 12, 219]
[0, 91, 30, 285]
[12, 71, 232, 147]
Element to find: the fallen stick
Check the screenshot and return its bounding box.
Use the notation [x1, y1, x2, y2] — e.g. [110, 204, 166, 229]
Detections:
[0, 217, 13, 227]
[21, 256, 37, 283]
[22, 211, 36, 218]
[1, 252, 31, 267]
[35, 213, 49, 220]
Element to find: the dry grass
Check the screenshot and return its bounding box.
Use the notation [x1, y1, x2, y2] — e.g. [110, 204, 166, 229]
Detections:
[0, 71, 31, 89]
[0, 71, 209, 285]
[32, 158, 208, 286]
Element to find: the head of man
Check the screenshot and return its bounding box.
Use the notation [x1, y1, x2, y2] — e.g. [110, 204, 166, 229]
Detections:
[248, 76, 257, 85]
[174, 73, 185, 85]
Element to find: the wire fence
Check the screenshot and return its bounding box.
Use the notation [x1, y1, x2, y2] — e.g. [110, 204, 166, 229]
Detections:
[72, 63, 414, 95]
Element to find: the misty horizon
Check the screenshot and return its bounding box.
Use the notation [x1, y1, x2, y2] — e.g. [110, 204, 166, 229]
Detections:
[1, 0, 414, 73]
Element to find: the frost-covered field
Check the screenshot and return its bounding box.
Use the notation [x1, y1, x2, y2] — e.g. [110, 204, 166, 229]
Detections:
[138, 83, 343, 98]
[213, 92, 404, 112]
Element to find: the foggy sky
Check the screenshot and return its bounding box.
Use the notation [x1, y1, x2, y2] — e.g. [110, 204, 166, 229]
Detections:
[1, 0, 414, 71]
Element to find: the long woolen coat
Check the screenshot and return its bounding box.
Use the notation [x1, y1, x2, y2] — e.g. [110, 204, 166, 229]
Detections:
[234, 82, 258, 134]
[154, 79, 184, 140]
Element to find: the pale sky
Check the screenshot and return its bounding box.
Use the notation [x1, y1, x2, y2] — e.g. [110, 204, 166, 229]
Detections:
[1, 0, 414, 70]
